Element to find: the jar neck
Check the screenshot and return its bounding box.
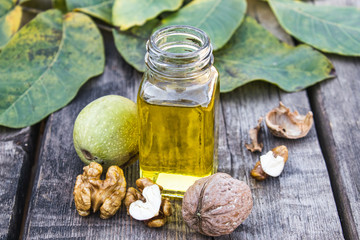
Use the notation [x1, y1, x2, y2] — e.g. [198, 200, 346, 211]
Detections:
[145, 25, 214, 80]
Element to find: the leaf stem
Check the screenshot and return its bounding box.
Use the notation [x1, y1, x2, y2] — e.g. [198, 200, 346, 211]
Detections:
[96, 23, 113, 32]
[22, 6, 42, 14]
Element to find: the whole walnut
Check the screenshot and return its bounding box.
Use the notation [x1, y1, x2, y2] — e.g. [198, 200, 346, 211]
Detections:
[182, 173, 253, 236]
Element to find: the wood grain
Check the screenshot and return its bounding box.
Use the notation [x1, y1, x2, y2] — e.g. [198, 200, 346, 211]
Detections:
[0, 126, 37, 240]
[308, 1, 360, 239]
[219, 83, 344, 239]
[22, 1, 344, 239]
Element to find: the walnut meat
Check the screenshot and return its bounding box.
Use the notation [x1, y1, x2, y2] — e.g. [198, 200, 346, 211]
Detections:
[73, 162, 126, 219]
[182, 173, 253, 236]
[124, 178, 172, 227]
[251, 145, 289, 181]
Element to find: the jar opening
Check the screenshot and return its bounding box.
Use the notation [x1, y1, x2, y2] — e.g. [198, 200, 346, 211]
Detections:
[146, 25, 213, 79]
[150, 26, 210, 57]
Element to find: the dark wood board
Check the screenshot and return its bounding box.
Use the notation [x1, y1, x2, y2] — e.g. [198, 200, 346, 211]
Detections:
[308, 1, 360, 239]
[0, 126, 37, 240]
[23, 1, 343, 239]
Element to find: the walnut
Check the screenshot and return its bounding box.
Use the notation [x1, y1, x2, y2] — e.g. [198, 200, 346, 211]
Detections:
[144, 199, 172, 227]
[124, 178, 172, 227]
[245, 117, 263, 152]
[73, 162, 126, 219]
[182, 173, 253, 236]
[250, 161, 267, 181]
[265, 102, 313, 139]
[251, 145, 289, 181]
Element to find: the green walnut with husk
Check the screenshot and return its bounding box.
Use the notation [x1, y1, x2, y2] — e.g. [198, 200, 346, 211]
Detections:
[73, 95, 138, 169]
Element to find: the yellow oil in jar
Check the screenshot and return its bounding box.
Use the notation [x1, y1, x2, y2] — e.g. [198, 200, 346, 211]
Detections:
[138, 84, 218, 198]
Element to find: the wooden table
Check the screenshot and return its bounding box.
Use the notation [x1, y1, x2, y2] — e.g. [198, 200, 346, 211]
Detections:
[1, 0, 359, 239]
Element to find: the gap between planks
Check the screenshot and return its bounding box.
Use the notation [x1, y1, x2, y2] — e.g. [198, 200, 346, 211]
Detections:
[18, 120, 46, 240]
[307, 88, 359, 240]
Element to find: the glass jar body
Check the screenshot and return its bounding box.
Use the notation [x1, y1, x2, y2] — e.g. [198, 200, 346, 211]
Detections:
[137, 26, 219, 198]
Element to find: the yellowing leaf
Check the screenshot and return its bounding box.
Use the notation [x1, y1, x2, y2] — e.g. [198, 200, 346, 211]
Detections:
[215, 17, 334, 92]
[113, 19, 159, 72]
[0, 10, 105, 128]
[159, 0, 247, 50]
[113, 0, 183, 30]
[67, 0, 113, 24]
[269, 0, 360, 56]
[0, 0, 22, 48]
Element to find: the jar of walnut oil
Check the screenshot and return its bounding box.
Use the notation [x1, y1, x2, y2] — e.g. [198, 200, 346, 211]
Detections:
[137, 25, 219, 198]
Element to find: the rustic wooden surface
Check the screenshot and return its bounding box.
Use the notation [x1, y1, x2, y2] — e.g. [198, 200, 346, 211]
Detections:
[0, 0, 359, 239]
[21, 2, 343, 239]
[0, 126, 37, 240]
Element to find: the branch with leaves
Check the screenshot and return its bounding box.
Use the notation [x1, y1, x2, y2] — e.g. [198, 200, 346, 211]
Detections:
[0, 0, 359, 128]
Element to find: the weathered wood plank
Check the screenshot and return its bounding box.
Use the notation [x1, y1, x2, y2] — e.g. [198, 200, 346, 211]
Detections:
[0, 126, 37, 240]
[308, 1, 360, 239]
[215, 0, 343, 239]
[219, 83, 343, 239]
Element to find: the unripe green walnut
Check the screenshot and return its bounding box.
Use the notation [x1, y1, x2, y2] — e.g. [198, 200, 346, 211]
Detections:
[73, 95, 138, 169]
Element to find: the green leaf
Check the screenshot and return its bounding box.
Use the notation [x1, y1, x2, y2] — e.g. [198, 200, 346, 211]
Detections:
[215, 17, 334, 92]
[159, 0, 247, 50]
[0, 0, 22, 48]
[113, 19, 159, 72]
[0, 9, 105, 128]
[113, 0, 183, 30]
[269, 0, 360, 56]
[53, 0, 67, 13]
[66, 0, 113, 25]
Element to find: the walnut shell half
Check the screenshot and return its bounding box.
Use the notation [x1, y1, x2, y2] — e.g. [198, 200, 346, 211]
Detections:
[265, 102, 313, 139]
[182, 173, 253, 237]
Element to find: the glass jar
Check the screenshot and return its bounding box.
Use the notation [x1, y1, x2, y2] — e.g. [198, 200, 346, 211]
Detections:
[137, 25, 219, 198]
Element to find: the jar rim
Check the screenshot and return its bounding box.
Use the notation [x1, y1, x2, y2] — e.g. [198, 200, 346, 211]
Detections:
[149, 25, 211, 60]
